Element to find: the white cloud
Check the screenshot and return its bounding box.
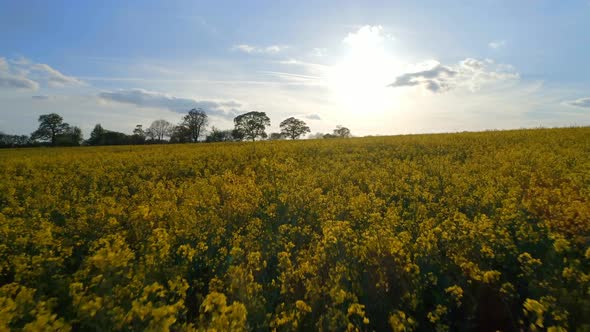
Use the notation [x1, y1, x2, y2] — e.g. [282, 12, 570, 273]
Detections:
[304, 114, 321, 120]
[0, 57, 40, 90]
[311, 48, 327, 57]
[30, 63, 83, 87]
[343, 25, 385, 48]
[98, 88, 241, 119]
[0, 73, 40, 90]
[388, 58, 519, 93]
[488, 40, 506, 49]
[566, 97, 590, 108]
[233, 44, 288, 54]
[458, 58, 519, 91]
[264, 45, 284, 53]
[0, 56, 81, 90]
[234, 44, 256, 53]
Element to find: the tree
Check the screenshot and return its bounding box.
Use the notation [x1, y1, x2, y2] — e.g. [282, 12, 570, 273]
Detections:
[102, 131, 130, 145]
[181, 108, 208, 142]
[205, 127, 235, 143]
[0, 132, 32, 148]
[231, 129, 245, 141]
[169, 125, 192, 143]
[55, 126, 83, 146]
[31, 113, 70, 145]
[131, 125, 146, 144]
[269, 133, 285, 140]
[87, 124, 106, 145]
[233, 111, 270, 141]
[279, 117, 311, 140]
[145, 128, 156, 142]
[333, 125, 351, 138]
[148, 119, 172, 142]
[86, 124, 131, 146]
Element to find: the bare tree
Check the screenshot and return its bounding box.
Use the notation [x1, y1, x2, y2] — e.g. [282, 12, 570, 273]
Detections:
[148, 119, 173, 142]
[180, 108, 209, 142]
[333, 125, 351, 138]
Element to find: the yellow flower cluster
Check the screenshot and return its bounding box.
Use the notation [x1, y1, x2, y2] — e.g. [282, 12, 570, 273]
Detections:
[0, 127, 588, 330]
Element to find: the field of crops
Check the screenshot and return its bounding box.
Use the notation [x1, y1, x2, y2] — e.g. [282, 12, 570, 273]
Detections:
[0, 127, 589, 331]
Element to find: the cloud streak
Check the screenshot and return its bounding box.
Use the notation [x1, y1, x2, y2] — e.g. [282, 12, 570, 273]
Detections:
[0, 57, 39, 90]
[98, 89, 242, 119]
[0, 73, 40, 90]
[31, 63, 83, 87]
[566, 97, 590, 108]
[233, 44, 288, 55]
[0, 56, 82, 90]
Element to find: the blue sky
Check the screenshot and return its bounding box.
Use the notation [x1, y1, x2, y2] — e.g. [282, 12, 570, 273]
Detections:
[1, 0, 589, 136]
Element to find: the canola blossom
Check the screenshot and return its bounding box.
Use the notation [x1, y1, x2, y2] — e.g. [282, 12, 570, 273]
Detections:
[0, 127, 589, 331]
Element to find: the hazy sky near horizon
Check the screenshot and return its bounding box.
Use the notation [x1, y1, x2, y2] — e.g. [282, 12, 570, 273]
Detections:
[1, 0, 589, 137]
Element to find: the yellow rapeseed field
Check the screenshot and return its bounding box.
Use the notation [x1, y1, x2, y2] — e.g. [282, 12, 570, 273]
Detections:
[0, 127, 589, 331]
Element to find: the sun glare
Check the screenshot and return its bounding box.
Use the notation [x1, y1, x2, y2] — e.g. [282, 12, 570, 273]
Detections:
[327, 26, 401, 116]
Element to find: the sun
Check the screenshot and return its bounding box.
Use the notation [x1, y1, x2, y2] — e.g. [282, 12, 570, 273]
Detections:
[328, 52, 392, 113]
[326, 26, 401, 115]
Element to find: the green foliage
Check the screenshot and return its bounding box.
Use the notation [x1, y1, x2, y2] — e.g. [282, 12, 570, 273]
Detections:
[279, 117, 311, 140]
[0, 133, 32, 148]
[30, 113, 73, 146]
[87, 124, 130, 146]
[233, 111, 271, 141]
[0, 127, 589, 331]
[205, 127, 235, 143]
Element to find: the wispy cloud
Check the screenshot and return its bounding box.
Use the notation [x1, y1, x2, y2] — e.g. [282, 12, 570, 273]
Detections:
[0, 56, 82, 90]
[311, 48, 327, 57]
[303, 114, 321, 120]
[262, 71, 323, 82]
[276, 59, 330, 78]
[488, 40, 506, 49]
[0, 73, 39, 90]
[0, 57, 39, 90]
[98, 88, 241, 119]
[30, 63, 83, 87]
[566, 97, 590, 108]
[233, 44, 288, 55]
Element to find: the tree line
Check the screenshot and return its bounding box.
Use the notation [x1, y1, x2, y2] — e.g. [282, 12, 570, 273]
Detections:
[0, 109, 352, 148]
